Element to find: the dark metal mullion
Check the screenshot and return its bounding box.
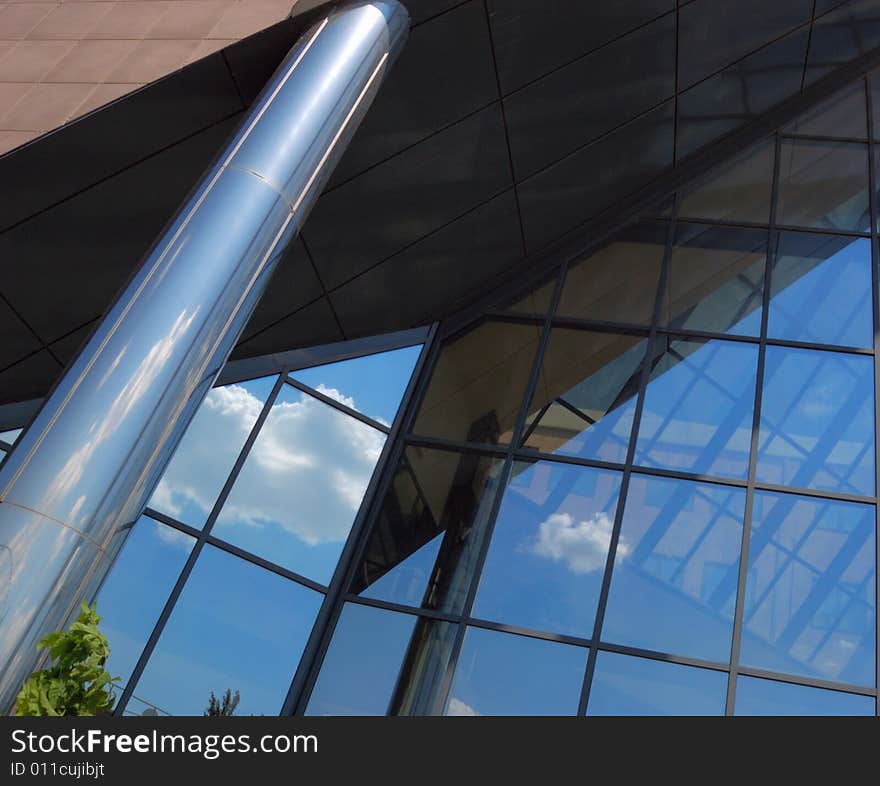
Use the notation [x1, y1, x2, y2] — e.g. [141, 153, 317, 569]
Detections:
[865, 72, 880, 717]
[546, 312, 874, 356]
[736, 665, 876, 697]
[113, 372, 288, 716]
[576, 194, 679, 716]
[284, 323, 441, 716]
[780, 132, 869, 145]
[427, 263, 569, 716]
[407, 432, 879, 504]
[284, 375, 391, 434]
[332, 588, 878, 697]
[753, 479, 875, 504]
[725, 131, 781, 716]
[553, 396, 597, 425]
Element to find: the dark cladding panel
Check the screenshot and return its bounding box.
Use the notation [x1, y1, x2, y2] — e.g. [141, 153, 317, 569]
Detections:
[304, 104, 512, 291]
[504, 13, 675, 180]
[678, 0, 812, 90]
[0, 53, 243, 234]
[329, 189, 523, 338]
[518, 101, 674, 252]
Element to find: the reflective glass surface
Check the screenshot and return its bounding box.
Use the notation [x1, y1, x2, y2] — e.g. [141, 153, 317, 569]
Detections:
[352, 446, 505, 614]
[602, 475, 746, 662]
[147, 376, 276, 528]
[587, 652, 727, 716]
[740, 492, 875, 686]
[391, 617, 458, 715]
[664, 223, 766, 336]
[523, 329, 647, 462]
[555, 222, 666, 325]
[634, 338, 758, 479]
[785, 81, 867, 140]
[289, 344, 421, 426]
[130, 546, 322, 716]
[0, 428, 22, 445]
[734, 675, 874, 716]
[412, 320, 542, 445]
[473, 462, 623, 637]
[678, 138, 774, 225]
[768, 234, 872, 348]
[96, 517, 194, 705]
[213, 383, 386, 584]
[756, 347, 875, 496]
[445, 627, 586, 716]
[776, 139, 869, 232]
[306, 603, 417, 716]
[503, 276, 556, 316]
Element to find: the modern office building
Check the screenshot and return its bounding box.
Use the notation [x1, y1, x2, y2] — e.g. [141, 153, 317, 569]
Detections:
[1, 0, 880, 716]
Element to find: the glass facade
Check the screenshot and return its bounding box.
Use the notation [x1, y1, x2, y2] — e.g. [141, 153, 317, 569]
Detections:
[86, 344, 421, 716]
[299, 70, 880, 717]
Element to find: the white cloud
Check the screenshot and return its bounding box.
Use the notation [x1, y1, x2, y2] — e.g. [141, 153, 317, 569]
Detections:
[153, 381, 385, 550]
[214, 387, 385, 546]
[446, 697, 481, 716]
[150, 383, 265, 520]
[527, 511, 627, 574]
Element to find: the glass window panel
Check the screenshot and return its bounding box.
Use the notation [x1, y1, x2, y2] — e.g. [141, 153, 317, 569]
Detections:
[147, 375, 276, 528]
[129, 545, 322, 716]
[785, 80, 867, 140]
[307, 607, 457, 717]
[776, 139, 869, 232]
[213, 384, 386, 585]
[664, 223, 766, 337]
[0, 427, 22, 445]
[740, 491, 875, 686]
[602, 475, 746, 662]
[768, 233, 872, 348]
[473, 461, 622, 637]
[556, 222, 666, 325]
[587, 652, 727, 716]
[445, 627, 586, 716]
[678, 138, 774, 225]
[734, 675, 874, 716]
[501, 275, 557, 316]
[634, 338, 758, 480]
[95, 517, 194, 709]
[756, 347, 875, 496]
[306, 603, 417, 716]
[412, 320, 542, 445]
[289, 344, 421, 426]
[352, 445, 505, 615]
[522, 329, 647, 463]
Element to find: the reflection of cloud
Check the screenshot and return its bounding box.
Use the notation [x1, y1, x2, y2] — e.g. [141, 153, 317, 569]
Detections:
[151, 383, 264, 520]
[447, 697, 480, 716]
[216, 388, 384, 545]
[527, 512, 627, 574]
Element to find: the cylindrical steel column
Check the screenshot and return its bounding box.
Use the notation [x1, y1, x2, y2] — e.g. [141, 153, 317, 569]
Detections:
[0, 0, 408, 712]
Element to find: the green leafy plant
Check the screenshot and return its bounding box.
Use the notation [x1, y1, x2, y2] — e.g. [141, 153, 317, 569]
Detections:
[204, 688, 240, 717]
[14, 602, 120, 716]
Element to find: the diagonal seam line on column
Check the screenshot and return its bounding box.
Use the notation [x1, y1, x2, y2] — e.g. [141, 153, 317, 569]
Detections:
[0, 500, 106, 552]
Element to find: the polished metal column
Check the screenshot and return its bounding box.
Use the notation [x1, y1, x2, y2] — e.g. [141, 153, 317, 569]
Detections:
[0, 0, 408, 712]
